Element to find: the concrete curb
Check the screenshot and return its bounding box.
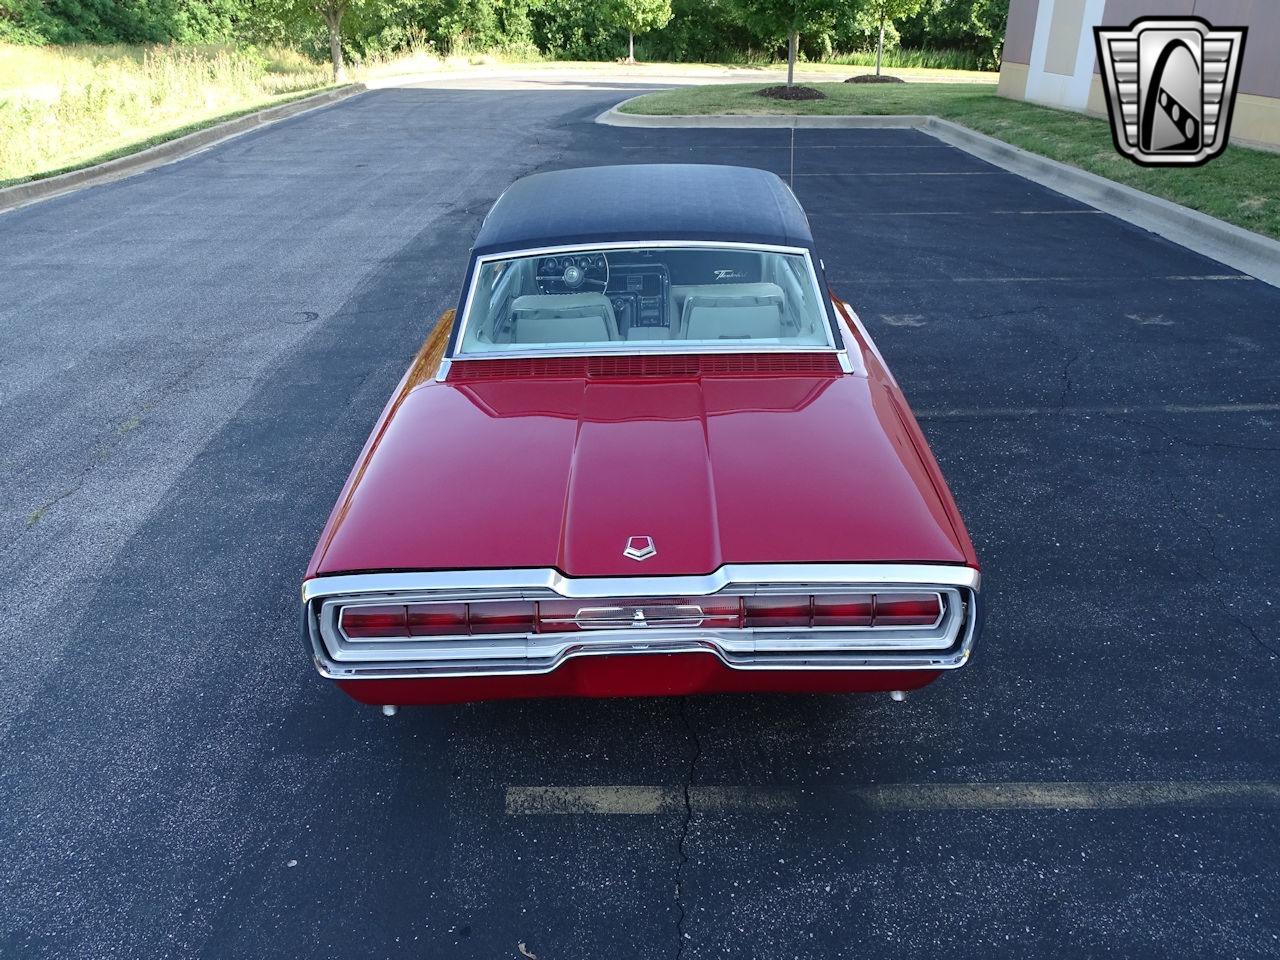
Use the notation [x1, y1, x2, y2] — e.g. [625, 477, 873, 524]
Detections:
[599, 108, 930, 129]
[0, 84, 368, 214]
[597, 98, 1280, 289]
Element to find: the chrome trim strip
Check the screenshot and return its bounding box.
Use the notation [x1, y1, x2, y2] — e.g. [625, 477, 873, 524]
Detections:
[451, 240, 841, 361]
[302, 564, 981, 681]
[446, 344, 840, 362]
[303, 564, 979, 603]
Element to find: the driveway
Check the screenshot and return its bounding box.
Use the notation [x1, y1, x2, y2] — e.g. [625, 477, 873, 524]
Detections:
[1, 81, 1278, 960]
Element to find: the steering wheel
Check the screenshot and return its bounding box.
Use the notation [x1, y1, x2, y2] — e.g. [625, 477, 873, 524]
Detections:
[537, 254, 609, 293]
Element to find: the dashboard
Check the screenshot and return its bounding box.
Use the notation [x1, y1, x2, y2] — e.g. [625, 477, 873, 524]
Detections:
[536, 254, 671, 330]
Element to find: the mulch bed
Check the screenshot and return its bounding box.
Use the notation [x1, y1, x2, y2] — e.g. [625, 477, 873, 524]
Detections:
[844, 74, 906, 84]
[756, 85, 827, 101]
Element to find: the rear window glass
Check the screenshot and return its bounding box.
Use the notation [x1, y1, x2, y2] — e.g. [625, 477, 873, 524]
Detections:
[457, 246, 833, 354]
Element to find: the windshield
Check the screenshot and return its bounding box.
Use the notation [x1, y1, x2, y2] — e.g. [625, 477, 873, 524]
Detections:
[457, 245, 834, 355]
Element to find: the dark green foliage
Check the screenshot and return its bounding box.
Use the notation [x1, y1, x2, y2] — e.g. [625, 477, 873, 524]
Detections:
[2, 0, 1008, 71]
[1, 0, 60, 43]
[1, 0, 249, 43]
[641, 0, 761, 62]
[898, 0, 1008, 68]
[529, 0, 621, 60]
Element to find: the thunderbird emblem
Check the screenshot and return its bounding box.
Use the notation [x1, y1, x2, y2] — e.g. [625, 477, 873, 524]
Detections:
[623, 535, 656, 561]
[1094, 17, 1247, 167]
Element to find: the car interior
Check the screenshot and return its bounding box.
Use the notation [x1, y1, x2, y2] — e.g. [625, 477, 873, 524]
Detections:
[460, 247, 833, 351]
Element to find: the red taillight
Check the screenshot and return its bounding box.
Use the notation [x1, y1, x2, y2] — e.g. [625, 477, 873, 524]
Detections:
[812, 594, 874, 627]
[744, 596, 811, 627]
[406, 603, 467, 636]
[873, 593, 942, 626]
[342, 602, 535, 639]
[340, 604, 408, 638]
[469, 601, 536, 635]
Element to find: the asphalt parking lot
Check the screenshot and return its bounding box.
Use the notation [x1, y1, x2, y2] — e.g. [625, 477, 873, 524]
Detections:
[2, 83, 1278, 959]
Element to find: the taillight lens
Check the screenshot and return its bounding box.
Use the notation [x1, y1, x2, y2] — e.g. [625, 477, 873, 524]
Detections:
[342, 602, 535, 639]
[744, 596, 811, 627]
[812, 593, 874, 627]
[873, 593, 942, 626]
[406, 603, 467, 636]
[469, 601, 536, 635]
[340, 604, 408, 638]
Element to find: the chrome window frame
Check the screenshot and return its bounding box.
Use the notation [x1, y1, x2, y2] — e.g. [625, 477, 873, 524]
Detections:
[449, 240, 848, 365]
[302, 563, 981, 680]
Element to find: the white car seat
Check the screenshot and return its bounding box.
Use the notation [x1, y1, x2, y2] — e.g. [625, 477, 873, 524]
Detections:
[677, 283, 787, 340]
[509, 293, 620, 343]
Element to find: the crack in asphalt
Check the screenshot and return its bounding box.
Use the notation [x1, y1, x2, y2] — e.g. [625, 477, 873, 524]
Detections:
[1056, 348, 1081, 413]
[1160, 481, 1279, 660]
[7, 347, 231, 548]
[1139, 418, 1280, 454]
[674, 697, 701, 960]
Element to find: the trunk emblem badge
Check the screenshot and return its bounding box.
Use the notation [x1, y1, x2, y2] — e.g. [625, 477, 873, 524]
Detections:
[624, 535, 657, 561]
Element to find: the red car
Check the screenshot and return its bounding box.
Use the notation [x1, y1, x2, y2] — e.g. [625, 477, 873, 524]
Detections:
[302, 165, 981, 710]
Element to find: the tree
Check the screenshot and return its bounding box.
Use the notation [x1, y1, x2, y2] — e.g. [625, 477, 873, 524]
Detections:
[862, 0, 925, 75]
[251, 0, 371, 80]
[319, 0, 350, 79]
[732, 0, 848, 87]
[610, 0, 672, 63]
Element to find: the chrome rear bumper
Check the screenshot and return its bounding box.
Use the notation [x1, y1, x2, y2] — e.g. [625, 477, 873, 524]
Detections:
[302, 563, 981, 681]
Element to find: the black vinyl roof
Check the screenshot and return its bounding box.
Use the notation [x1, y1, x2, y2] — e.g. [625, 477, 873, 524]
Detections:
[472, 164, 815, 257]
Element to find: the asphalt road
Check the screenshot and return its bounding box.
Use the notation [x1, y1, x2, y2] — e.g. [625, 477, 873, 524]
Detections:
[2, 82, 1279, 960]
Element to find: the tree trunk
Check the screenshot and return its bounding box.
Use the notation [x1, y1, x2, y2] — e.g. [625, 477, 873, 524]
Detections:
[786, 30, 797, 87]
[628, 31, 635, 64]
[875, 13, 885, 76]
[325, 9, 346, 83]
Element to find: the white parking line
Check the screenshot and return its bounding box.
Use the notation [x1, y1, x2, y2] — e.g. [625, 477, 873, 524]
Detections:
[848, 210, 1102, 217]
[917, 402, 1280, 420]
[790, 171, 1006, 176]
[676, 144, 956, 150]
[506, 782, 1280, 815]
[834, 274, 1256, 283]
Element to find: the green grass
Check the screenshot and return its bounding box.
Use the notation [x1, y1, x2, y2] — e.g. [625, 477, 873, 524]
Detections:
[621, 82, 1280, 241]
[0, 43, 332, 187]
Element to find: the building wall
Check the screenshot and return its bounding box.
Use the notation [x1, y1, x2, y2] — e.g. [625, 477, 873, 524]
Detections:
[997, 0, 1279, 149]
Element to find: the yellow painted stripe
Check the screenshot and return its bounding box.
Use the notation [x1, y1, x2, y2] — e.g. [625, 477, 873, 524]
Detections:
[506, 782, 1280, 815]
[506, 785, 797, 816]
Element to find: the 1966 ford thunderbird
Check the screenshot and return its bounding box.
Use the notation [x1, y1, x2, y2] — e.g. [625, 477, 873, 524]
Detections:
[302, 164, 981, 709]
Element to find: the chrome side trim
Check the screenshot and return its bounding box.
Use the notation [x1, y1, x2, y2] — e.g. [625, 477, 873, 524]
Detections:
[841, 304, 896, 387]
[302, 564, 981, 681]
[451, 240, 841, 361]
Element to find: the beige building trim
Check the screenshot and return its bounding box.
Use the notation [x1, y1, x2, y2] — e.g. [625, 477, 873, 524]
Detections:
[1229, 93, 1280, 153]
[1085, 74, 1107, 115]
[998, 61, 1031, 100]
